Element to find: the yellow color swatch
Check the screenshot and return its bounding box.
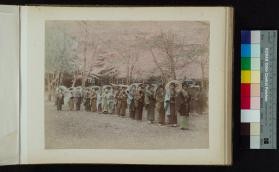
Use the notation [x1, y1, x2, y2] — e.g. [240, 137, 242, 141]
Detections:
[241, 70, 251, 83]
[250, 122, 260, 135]
[251, 70, 260, 83]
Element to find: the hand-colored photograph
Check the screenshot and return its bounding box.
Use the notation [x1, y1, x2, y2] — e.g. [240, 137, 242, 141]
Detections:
[45, 21, 209, 149]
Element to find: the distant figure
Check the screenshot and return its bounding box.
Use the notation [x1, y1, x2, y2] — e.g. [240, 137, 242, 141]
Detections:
[90, 90, 97, 112]
[102, 89, 110, 114]
[68, 92, 74, 111]
[127, 85, 136, 119]
[56, 89, 64, 111]
[74, 89, 82, 111]
[107, 89, 115, 114]
[155, 85, 165, 125]
[97, 90, 102, 113]
[164, 82, 177, 126]
[84, 91, 91, 112]
[176, 83, 191, 130]
[114, 87, 121, 115]
[145, 84, 156, 123]
[134, 86, 145, 121]
[118, 87, 128, 116]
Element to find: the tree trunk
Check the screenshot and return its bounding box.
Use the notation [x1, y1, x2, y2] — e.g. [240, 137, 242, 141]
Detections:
[126, 64, 130, 85]
[82, 51, 87, 87]
[82, 74, 86, 87]
[169, 55, 176, 80]
[129, 65, 134, 84]
[58, 72, 64, 86]
[149, 48, 168, 82]
[72, 72, 77, 87]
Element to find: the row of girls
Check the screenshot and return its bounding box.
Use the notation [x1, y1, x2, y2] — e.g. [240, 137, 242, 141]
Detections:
[55, 82, 193, 130]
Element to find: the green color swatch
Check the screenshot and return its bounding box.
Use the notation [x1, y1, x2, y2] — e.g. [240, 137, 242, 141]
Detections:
[241, 58, 251, 70]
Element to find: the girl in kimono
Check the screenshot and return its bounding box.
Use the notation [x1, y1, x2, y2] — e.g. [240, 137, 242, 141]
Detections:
[102, 88, 110, 114]
[74, 89, 82, 111]
[119, 87, 128, 116]
[155, 85, 165, 125]
[164, 82, 177, 126]
[97, 89, 102, 113]
[135, 86, 145, 121]
[145, 84, 156, 123]
[83, 91, 91, 112]
[176, 83, 191, 130]
[68, 92, 75, 111]
[118, 88, 127, 117]
[90, 90, 97, 112]
[107, 89, 115, 114]
[127, 85, 136, 119]
[114, 87, 121, 115]
[56, 89, 64, 111]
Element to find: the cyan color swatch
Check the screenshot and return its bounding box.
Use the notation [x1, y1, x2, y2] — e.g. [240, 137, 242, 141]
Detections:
[251, 44, 260, 57]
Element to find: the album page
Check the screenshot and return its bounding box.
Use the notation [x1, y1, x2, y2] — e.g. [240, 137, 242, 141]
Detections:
[20, 6, 233, 165]
[0, 5, 20, 165]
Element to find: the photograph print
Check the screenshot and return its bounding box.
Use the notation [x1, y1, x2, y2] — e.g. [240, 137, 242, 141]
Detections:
[45, 21, 209, 149]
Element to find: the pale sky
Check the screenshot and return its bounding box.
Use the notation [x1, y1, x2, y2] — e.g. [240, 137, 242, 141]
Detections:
[46, 21, 209, 80]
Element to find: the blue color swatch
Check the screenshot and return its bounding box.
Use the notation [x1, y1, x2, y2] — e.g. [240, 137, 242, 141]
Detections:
[241, 44, 251, 58]
[241, 31, 251, 44]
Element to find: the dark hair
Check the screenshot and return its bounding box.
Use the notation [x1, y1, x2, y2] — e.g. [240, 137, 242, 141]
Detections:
[170, 82, 176, 86]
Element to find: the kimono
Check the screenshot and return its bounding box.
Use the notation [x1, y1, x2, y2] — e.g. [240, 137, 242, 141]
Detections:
[102, 91, 111, 113]
[176, 89, 191, 129]
[107, 93, 115, 114]
[164, 89, 177, 125]
[90, 91, 97, 112]
[97, 91, 102, 113]
[134, 89, 145, 121]
[118, 90, 128, 116]
[145, 88, 156, 122]
[68, 96, 74, 111]
[56, 92, 64, 111]
[74, 90, 82, 111]
[155, 89, 165, 124]
[127, 89, 136, 119]
[84, 93, 91, 112]
[114, 89, 121, 115]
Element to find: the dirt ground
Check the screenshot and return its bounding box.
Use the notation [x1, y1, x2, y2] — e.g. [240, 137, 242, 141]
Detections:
[45, 100, 208, 149]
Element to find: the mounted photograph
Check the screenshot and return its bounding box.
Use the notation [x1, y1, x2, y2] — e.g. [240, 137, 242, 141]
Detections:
[44, 20, 210, 149]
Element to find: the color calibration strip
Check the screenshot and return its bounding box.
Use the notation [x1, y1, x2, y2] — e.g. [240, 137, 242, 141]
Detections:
[241, 30, 277, 149]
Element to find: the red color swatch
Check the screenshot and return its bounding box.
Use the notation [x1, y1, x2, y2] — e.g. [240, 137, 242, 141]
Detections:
[241, 96, 251, 109]
[241, 83, 251, 97]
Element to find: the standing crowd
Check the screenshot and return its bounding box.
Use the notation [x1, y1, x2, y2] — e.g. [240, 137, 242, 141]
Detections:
[55, 81, 206, 130]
